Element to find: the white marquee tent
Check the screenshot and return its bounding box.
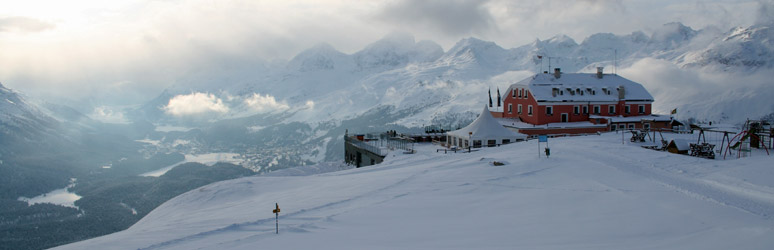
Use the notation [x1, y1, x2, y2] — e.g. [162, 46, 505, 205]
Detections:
[447, 107, 527, 148]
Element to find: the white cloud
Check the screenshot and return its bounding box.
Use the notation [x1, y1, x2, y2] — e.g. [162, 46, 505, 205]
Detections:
[164, 92, 229, 116]
[0, 16, 55, 33]
[90, 106, 129, 124]
[304, 100, 315, 109]
[377, 0, 496, 37]
[619, 58, 774, 122]
[244, 93, 289, 113]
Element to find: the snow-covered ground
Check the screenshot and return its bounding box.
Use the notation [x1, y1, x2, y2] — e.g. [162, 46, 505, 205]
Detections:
[57, 132, 774, 249]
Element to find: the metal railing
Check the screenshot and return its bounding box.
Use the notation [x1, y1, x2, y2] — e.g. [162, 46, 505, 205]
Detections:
[345, 136, 386, 156]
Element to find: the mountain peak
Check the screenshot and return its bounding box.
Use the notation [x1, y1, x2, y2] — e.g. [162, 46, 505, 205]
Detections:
[546, 34, 578, 46]
[446, 37, 504, 56]
[649, 22, 696, 48]
[453, 37, 497, 48]
[725, 25, 771, 42]
[287, 43, 350, 72]
[439, 37, 508, 69]
[354, 32, 442, 70]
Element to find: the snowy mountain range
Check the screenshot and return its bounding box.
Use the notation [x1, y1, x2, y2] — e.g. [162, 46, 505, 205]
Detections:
[114, 21, 774, 166]
[145, 21, 773, 123]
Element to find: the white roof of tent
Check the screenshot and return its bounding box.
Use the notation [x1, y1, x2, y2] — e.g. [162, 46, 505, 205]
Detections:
[448, 107, 527, 141]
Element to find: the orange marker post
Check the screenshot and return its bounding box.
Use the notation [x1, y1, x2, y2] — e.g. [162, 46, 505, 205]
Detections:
[272, 203, 281, 234]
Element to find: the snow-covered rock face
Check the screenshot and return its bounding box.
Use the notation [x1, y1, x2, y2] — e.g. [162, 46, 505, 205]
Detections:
[1, 83, 44, 124]
[688, 25, 774, 69]
[649, 22, 698, 50]
[353, 32, 443, 70]
[439, 38, 509, 69]
[0, 83, 62, 151]
[542, 34, 579, 52]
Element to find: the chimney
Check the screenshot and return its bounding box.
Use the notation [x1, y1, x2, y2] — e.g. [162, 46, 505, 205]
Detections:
[618, 85, 625, 99]
[554, 68, 561, 78]
[596, 67, 604, 79]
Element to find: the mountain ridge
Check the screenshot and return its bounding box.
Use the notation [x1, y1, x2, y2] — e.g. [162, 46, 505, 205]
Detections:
[145, 22, 773, 124]
[108, 21, 774, 166]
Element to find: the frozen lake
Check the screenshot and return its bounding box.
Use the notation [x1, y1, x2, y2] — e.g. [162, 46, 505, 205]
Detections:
[18, 179, 81, 208]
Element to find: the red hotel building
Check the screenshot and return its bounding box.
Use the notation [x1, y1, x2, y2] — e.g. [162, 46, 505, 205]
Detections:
[496, 68, 674, 136]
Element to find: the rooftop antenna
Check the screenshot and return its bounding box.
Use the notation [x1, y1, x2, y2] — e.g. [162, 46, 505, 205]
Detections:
[614, 49, 617, 75]
[547, 56, 560, 72]
[548, 57, 552, 72]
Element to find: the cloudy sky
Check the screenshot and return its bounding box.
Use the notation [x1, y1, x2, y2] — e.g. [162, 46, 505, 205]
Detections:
[0, 0, 763, 107]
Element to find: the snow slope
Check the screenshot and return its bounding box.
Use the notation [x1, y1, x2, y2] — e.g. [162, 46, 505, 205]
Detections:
[56, 133, 774, 250]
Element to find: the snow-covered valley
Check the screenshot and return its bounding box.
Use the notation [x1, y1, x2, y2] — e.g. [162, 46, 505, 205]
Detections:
[56, 133, 774, 249]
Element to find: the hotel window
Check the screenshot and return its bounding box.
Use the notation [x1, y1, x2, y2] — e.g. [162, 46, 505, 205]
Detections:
[525, 90, 529, 98]
[528, 105, 533, 116]
[628, 123, 635, 130]
[625, 105, 631, 114]
[583, 106, 588, 114]
[609, 105, 616, 115]
[518, 104, 522, 114]
[518, 89, 522, 98]
[512, 89, 516, 98]
[593, 105, 600, 114]
[639, 105, 645, 114]
[574, 106, 580, 115]
[508, 104, 513, 113]
[546, 106, 553, 115]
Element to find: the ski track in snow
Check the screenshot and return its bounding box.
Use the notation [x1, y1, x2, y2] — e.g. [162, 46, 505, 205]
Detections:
[139, 158, 452, 250]
[600, 150, 774, 219]
[141, 144, 774, 250]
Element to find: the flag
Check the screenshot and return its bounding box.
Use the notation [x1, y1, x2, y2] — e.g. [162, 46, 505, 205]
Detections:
[488, 88, 493, 108]
[671, 108, 677, 115]
[496, 87, 501, 107]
